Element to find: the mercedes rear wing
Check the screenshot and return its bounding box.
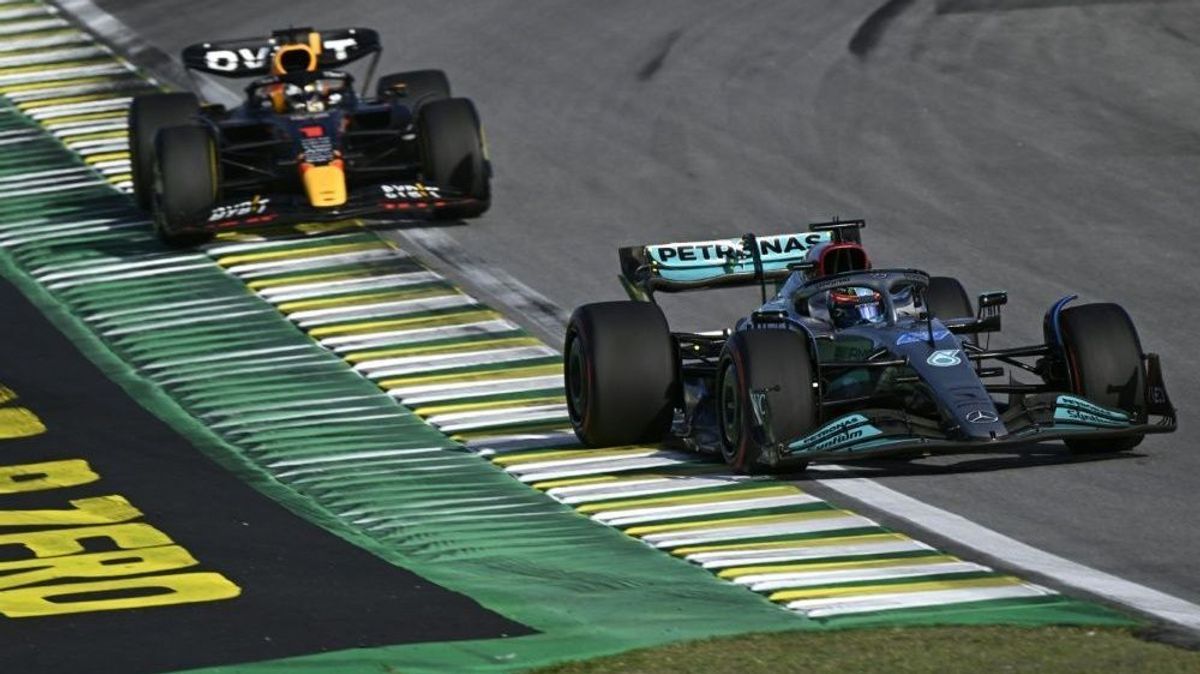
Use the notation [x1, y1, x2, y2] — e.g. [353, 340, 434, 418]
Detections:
[618, 219, 864, 301]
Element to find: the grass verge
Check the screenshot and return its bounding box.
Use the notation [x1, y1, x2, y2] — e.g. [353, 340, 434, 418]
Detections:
[530, 626, 1199, 674]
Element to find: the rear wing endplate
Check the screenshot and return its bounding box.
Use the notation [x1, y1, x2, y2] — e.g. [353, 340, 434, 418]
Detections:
[619, 219, 864, 301]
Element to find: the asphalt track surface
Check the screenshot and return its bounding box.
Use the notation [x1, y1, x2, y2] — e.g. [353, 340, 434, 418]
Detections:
[92, 0, 1198, 613]
[0, 278, 530, 673]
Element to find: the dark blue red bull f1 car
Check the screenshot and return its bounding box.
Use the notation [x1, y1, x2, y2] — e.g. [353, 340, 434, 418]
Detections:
[564, 220, 1176, 473]
[128, 27, 489, 245]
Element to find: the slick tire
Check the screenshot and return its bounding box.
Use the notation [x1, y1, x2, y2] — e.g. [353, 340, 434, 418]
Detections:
[417, 98, 490, 219]
[926, 276, 974, 320]
[565, 302, 678, 447]
[376, 69, 451, 108]
[129, 92, 200, 211]
[717, 329, 817, 474]
[1058, 303, 1146, 453]
[152, 125, 216, 248]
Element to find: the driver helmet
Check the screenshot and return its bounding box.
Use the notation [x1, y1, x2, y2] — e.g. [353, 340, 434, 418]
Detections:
[263, 81, 303, 113]
[263, 40, 337, 113]
[829, 287, 885, 328]
[261, 79, 344, 114]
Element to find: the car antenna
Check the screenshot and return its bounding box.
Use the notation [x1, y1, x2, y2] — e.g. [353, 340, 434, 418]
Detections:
[925, 286, 937, 347]
[742, 232, 767, 304]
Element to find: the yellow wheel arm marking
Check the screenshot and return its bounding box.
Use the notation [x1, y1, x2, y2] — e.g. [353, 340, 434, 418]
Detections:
[415, 395, 566, 418]
[768, 575, 1025, 603]
[670, 532, 910, 556]
[216, 241, 387, 267]
[625, 509, 857, 537]
[576, 484, 806, 514]
[0, 385, 14, 405]
[717, 553, 958, 579]
[491, 445, 658, 466]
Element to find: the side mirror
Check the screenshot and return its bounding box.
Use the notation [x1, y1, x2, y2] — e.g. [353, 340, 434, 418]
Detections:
[942, 291, 1007, 335]
[978, 291, 1008, 309]
[976, 291, 1007, 331]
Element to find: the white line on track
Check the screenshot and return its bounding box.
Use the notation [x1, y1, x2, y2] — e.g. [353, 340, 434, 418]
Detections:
[812, 467, 1200, 631]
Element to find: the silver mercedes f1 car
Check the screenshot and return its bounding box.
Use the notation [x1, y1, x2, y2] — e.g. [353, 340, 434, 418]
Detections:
[564, 220, 1175, 473]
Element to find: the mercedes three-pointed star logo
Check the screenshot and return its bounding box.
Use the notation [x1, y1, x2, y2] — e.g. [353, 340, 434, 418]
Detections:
[965, 410, 999, 424]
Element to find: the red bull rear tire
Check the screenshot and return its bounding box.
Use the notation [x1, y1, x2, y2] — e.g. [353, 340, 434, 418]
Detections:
[418, 98, 491, 220]
[152, 125, 217, 247]
[129, 92, 200, 211]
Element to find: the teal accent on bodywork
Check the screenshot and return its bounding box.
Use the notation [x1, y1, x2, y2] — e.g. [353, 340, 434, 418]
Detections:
[648, 232, 831, 283]
[787, 413, 884, 455]
[1053, 395, 1131, 428]
[848, 436, 923, 451]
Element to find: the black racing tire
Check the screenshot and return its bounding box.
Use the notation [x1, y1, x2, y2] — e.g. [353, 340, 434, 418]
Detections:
[717, 329, 817, 474]
[129, 92, 200, 211]
[565, 302, 678, 447]
[152, 125, 216, 248]
[376, 69, 451, 108]
[1058, 303, 1146, 453]
[926, 276, 974, 320]
[417, 97, 490, 219]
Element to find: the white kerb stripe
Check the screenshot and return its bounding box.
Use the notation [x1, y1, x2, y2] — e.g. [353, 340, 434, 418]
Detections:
[690, 539, 933, 569]
[390, 375, 563, 405]
[594, 493, 822, 527]
[512, 456, 697, 483]
[740, 561, 990, 592]
[550, 476, 754, 504]
[258, 271, 440, 301]
[788, 584, 1054, 618]
[501, 448, 684, 475]
[639, 513, 878, 549]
